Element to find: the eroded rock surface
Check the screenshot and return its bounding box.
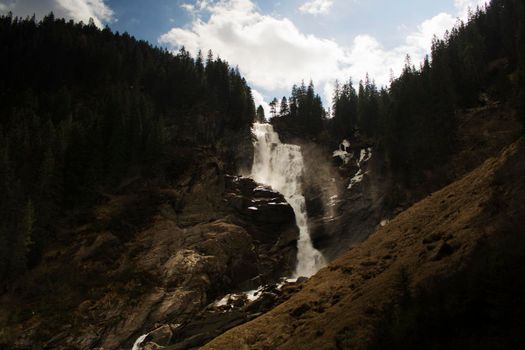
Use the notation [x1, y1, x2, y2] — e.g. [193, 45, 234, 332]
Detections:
[0, 151, 299, 350]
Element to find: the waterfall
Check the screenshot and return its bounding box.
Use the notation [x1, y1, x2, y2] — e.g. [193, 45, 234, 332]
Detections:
[131, 334, 148, 350]
[251, 123, 326, 277]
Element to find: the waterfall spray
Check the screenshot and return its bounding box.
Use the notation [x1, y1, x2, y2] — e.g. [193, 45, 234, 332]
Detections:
[251, 123, 326, 277]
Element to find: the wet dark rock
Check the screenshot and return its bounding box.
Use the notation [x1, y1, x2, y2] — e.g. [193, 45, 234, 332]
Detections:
[296, 276, 309, 284]
[223, 175, 299, 279]
[243, 292, 279, 314]
[167, 310, 247, 350]
[305, 145, 391, 260]
[160, 279, 306, 350]
[225, 176, 295, 227]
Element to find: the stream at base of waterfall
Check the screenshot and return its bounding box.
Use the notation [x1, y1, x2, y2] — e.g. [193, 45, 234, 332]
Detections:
[251, 123, 326, 278]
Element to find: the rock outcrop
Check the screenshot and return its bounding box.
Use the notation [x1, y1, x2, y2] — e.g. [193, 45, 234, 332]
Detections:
[201, 138, 525, 350]
[0, 150, 299, 350]
[135, 279, 308, 350]
[305, 104, 522, 261]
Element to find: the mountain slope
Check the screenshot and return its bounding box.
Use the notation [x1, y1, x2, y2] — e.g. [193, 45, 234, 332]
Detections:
[202, 136, 525, 350]
[0, 14, 256, 287]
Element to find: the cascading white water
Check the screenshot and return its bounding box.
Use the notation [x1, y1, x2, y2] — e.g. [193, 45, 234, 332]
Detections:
[131, 334, 148, 350]
[251, 123, 326, 277]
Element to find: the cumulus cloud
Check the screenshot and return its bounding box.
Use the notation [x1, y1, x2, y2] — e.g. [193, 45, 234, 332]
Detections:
[159, 0, 489, 107]
[181, 0, 212, 14]
[252, 89, 271, 117]
[405, 13, 457, 54]
[0, 0, 114, 27]
[159, 0, 343, 91]
[181, 3, 195, 13]
[454, 0, 489, 18]
[299, 0, 333, 15]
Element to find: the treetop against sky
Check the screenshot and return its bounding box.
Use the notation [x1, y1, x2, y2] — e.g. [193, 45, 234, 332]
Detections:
[1, 0, 488, 111]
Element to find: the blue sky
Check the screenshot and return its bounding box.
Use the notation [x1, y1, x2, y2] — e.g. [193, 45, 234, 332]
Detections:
[1, 0, 488, 111]
[106, 0, 457, 49]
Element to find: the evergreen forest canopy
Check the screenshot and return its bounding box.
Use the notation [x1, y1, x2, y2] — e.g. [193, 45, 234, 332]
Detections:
[1, 0, 525, 286]
[0, 13, 255, 284]
[270, 0, 525, 186]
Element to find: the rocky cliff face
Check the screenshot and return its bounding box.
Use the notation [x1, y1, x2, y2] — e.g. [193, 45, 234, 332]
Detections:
[269, 116, 393, 262]
[300, 140, 391, 261]
[0, 148, 298, 350]
[201, 136, 525, 350]
[298, 104, 522, 262]
[2, 105, 520, 350]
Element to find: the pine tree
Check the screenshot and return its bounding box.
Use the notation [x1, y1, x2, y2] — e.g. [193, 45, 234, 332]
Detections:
[279, 97, 289, 117]
[38, 146, 58, 224]
[290, 85, 299, 118]
[0, 143, 10, 212]
[0, 13, 258, 285]
[9, 200, 34, 278]
[0, 223, 8, 282]
[256, 105, 266, 123]
[206, 49, 214, 66]
[269, 98, 278, 118]
[514, 0, 525, 130]
[196, 49, 204, 78]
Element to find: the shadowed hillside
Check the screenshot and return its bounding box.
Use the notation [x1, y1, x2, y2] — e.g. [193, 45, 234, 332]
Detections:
[1, 0, 525, 349]
[202, 136, 525, 350]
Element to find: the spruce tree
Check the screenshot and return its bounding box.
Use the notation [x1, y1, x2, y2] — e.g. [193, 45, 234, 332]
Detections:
[9, 200, 34, 278]
[256, 105, 266, 123]
[280, 97, 289, 117]
[196, 49, 204, 78]
[269, 98, 278, 118]
[0, 223, 8, 282]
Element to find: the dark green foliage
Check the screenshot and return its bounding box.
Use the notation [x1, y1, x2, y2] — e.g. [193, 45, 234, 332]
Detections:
[256, 105, 266, 123]
[0, 13, 255, 283]
[9, 201, 34, 279]
[269, 98, 278, 118]
[331, 79, 358, 140]
[271, 81, 326, 138]
[279, 97, 290, 117]
[516, 2, 525, 130]
[329, 0, 525, 187]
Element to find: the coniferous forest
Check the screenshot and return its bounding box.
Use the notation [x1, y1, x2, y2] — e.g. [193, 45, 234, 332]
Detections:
[1, 0, 525, 349]
[0, 13, 255, 284]
[271, 0, 525, 187]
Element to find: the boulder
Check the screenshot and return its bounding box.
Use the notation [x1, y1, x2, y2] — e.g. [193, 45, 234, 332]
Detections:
[225, 176, 297, 230]
[148, 325, 173, 346]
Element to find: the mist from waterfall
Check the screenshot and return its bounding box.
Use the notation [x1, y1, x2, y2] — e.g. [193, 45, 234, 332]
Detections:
[251, 123, 326, 277]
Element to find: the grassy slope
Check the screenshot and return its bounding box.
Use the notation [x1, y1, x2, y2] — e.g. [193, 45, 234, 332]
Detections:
[202, 126, 525, 349]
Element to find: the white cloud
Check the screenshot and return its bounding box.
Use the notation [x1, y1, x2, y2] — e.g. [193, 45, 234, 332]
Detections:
[454, 0, 489, 18]
[0, 0, 114, 27]
[405, 13, 457, 54]
[299, 0, 333, 15]
[252, 89, 271, 118]
[159, 0, 343, 92]
[181, 3, 195, 13]
[336, 11, 460, 97]
[159, 0, 490, 108]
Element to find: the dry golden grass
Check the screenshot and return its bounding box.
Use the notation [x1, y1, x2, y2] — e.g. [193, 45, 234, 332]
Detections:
[203, 138, 524, 350]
